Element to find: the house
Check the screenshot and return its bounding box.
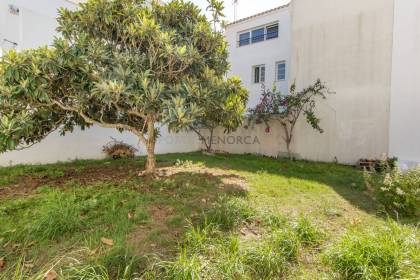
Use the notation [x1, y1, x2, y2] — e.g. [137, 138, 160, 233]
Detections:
[216, 0, 420, 168]
[0, 0, 199, 166]
[224, 4, 291, 108]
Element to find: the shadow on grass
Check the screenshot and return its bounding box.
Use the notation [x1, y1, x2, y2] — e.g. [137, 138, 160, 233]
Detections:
[157, 153, 383, 219]
[0, 164, 249, 279]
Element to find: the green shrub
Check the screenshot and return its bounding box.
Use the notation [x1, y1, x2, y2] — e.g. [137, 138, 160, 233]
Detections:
[204, 196, 255, 231]
[325, 221, 419, 280]
[365, 167, 420, 217]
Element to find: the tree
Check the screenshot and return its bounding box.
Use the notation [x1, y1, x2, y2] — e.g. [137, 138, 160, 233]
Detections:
[180, 70, 248, 152]
[178, 0, 248, 153]
[248, 80, 328, 157]
[206, 0, 225, 31]
[0, 0, 243, 175]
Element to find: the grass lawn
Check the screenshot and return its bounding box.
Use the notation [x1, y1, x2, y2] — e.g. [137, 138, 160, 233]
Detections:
[0, 153, 418, 279]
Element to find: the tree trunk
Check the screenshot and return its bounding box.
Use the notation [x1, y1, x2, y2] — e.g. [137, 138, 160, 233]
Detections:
[286, 139, 292, 158]
[144, 120, 156, 175]
[206, 127, 214, 153]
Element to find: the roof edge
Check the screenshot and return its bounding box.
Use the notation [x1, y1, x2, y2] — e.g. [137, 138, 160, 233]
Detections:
[225, 3, 290, 28]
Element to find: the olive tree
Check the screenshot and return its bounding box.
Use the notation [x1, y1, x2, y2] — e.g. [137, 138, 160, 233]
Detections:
[0, 0, 246, 174]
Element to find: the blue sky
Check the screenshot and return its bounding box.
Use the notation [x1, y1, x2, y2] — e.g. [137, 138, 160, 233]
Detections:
[191, 0, 290, 22]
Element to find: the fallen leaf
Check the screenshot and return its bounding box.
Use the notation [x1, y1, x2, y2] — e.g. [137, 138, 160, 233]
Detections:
[101, 237, 114, 247]
[0, 257, 6, 270]
[44, 270, 58, 280]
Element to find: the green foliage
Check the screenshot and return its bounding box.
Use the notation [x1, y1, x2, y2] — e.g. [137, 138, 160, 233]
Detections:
[292, 216, 324, 246]
[0, 0, 247, 173]
[365, 167, 420, 217]
[243, 243, 287, 279]
[325, 221, 420, 280]
[247, 80, 328, 156]
[269, 229, 301, 261]
[30, 191, 85, 240]
[203, 196, 255, 231]
[184, 74, 249, 152]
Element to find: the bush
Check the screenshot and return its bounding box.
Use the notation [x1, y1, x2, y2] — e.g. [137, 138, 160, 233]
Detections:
[325, 221, 419, 280]
[365, 167, 420, 217]
[102, 139, 137, 160]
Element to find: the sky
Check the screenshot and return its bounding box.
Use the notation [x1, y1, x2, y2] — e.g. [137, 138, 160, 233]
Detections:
[189, 0, 290, 23]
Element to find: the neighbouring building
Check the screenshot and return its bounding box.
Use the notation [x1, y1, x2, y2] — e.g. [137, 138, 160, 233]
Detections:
[224, 4, 291, 108]
[215, 0, 420, 168]
[0, 0, 199, 166]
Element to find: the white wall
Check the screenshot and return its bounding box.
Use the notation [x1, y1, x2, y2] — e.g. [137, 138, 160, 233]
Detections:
[289, 0, 395, 164]
[389, 0, 420, 168]
[0, 0, 200, 166]
[224, 6, 291, 108]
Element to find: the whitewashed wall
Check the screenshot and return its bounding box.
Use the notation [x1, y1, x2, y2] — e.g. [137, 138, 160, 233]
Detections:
[224, 6, 291, 108]
[213, 0, 396, 165]
[289, 0, 395, 164]
[0, 0, 200, 166]
[389, 0, 420, 168]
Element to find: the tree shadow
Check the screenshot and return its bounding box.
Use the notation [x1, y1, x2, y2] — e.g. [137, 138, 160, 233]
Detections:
[127, 169, 249, 258]
[157, 153, 417, 225]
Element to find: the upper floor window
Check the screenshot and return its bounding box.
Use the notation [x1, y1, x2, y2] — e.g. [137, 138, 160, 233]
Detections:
[266, 24, 279, 40]
[276, 61, 286, 81]
[239, 32, 250, 46]
[238, 22, 279, 47]
[253, 65, 265, 84]
[251, 28, 265, 43]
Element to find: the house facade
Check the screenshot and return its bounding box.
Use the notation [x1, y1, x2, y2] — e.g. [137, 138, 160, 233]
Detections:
[224, 5, 291, 108]
[216, 0, 420, 168]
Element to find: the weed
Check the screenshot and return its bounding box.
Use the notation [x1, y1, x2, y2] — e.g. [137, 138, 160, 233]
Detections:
[292, 216, 323, 246]
[325, 221, 420, 279]
[204, 196, 255, 231]
[243, 242, 287, 279]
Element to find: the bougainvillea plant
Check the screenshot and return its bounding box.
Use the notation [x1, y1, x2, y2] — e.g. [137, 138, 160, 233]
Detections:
[247, 80, 328, 157]
[0, 0, 247, 175]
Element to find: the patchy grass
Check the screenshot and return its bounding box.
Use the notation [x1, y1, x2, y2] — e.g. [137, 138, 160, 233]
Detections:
[0, 153, 418, 279]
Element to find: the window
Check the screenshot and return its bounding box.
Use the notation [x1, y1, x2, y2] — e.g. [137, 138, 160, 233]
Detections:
[276, 61, 286, 81]
[266, 24, 279, 40]
[239, 32, 250, 46]
[251, 28, 265, 43]
[238, 22, 279, 47]
[253, 65, 265, 84]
